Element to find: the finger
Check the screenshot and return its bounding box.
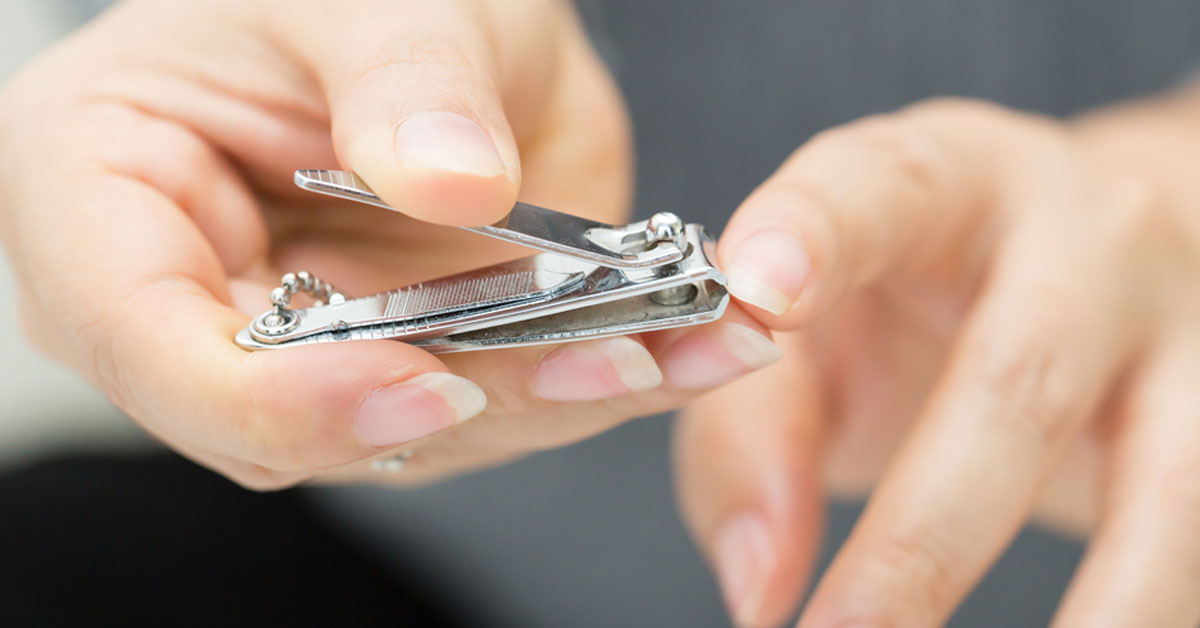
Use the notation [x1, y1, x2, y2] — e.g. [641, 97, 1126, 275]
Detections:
[674, 333, 827, 628]
[8, 105, 488, 484]
[1052, 332, 1200, 628]
[343, 303, 782, 483]
[16, 102, 762, 488]
[67, 102, 270, 275]
[274, 0, 570, 226]
[797, 203, 1144, 626]
[717, 99, 1035, 325]
[28, 179, 484, 475]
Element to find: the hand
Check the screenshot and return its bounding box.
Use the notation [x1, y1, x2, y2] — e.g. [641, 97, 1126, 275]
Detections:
[0, 0, 779, 488]
[676, 96, 1200, 627]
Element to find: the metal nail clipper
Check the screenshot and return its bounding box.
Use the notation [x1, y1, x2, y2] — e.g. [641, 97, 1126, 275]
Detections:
[234, 170, 729, 353]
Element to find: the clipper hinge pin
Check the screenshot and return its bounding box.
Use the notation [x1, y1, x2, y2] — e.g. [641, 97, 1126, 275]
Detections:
[646, 212, 686, 252]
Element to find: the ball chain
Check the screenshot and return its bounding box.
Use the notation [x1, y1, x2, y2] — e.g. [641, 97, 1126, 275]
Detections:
[261, 271, 345, 330]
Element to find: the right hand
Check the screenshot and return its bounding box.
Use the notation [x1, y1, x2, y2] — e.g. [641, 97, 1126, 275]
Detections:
[0, 0, 779, 488]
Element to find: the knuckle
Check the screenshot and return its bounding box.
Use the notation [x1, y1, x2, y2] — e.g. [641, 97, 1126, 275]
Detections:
[958, 325, 1081, 444]
[792, 114, 949, 279]
[400, 37, 476, 70]
[804, 112, 949, 218]
[160, 122, 215, 177]
[869, 529, 956, 617]
[845, 114, 934, 155]
[848, 117, 943, 197]
[352, 36, 479, 91]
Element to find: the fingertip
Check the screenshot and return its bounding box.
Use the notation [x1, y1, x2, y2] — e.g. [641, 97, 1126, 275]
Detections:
[673, 344, 828, 626]
[245, 338, 449, 416]
[345, 112, 520, 226]
[388, 168, 518, 227]
[233, 339, 459, 468]
[713, 511, 778, 627]
[715, 192, 820, 326]
[719, 226, 816, 325]
[655, 322, 781, 390]
[532, 336, 663, 402]
[714, 508, 819, 628]
[698, 456, 823, 628]
[354, 371, 487, 448]
[638, 304, 777, 391]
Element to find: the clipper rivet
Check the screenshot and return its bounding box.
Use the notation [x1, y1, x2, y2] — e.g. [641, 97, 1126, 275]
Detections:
[647, 212, 684, 246]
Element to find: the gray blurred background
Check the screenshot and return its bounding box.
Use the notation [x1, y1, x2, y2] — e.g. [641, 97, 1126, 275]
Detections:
[6, 1, 1200, 626]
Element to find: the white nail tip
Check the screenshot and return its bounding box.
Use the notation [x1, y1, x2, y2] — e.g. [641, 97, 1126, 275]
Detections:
[598, 336, 664, 392]
[725, 267, 793, 316]
[406, 372, 488, 424]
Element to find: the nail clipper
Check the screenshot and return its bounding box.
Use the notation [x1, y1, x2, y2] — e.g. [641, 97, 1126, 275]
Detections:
[234, 170, 728, 353]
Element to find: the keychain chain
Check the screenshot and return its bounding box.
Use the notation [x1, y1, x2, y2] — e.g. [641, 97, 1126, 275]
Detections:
[265, 270, 345, 321]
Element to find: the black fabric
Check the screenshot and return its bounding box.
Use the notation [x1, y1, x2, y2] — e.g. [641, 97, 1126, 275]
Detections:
[0, 454, 469, 628]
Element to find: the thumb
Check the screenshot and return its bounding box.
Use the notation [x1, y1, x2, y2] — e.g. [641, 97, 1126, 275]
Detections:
[275, 0, 565, 226]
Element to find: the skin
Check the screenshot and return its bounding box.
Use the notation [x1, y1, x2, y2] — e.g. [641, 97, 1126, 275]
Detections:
[677, 96, 1200, 627]
[3, 2, 1199, 627]
[0, 0, 775, 489]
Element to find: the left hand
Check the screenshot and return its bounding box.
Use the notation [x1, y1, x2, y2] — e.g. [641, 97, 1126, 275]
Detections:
[0, 0, 780, 489]
[675, 96, 1200, 627]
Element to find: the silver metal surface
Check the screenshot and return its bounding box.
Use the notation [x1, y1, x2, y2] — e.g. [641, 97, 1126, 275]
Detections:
[235, 170, 729, 353]
[646, 211, 687, 252]
[245, 256, 591, 346]
[294, 170, 684, 269]
[255, 270, 345, 337]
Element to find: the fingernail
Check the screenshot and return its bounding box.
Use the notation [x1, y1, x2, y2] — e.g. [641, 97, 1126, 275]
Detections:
[534, 336, 663, 401]
[661, 323, 782, 389]
[394, 111, 506, 177]
[725, 230, 811, 315]
[714, 513, 776, 627]
[355, 372, 487, 447]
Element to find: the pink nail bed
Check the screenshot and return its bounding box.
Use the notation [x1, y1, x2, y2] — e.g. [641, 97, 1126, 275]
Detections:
[533, 336, 662, 402]
[661, 323, 782, 389]
[714, 512, 776, 626]
[354, 372, 486, 447]
[725, 230, 811, 315]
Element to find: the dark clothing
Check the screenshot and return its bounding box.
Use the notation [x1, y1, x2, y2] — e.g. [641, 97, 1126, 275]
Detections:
[0, 454, 470, 628]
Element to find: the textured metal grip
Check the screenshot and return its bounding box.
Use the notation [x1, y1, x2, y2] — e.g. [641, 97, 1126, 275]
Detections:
[383, 270, 537, 320]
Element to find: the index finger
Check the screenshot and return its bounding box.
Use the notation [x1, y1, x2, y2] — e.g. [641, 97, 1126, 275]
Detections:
[718, 99, 1029, 325]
